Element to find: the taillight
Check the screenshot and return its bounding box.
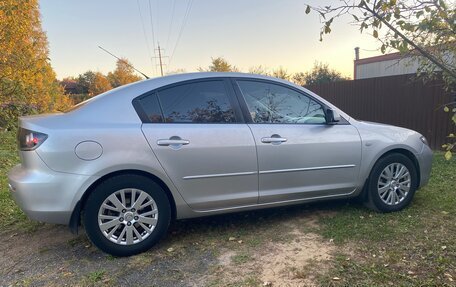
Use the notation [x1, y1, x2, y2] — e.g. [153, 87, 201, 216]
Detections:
[17, 128, 48, 151]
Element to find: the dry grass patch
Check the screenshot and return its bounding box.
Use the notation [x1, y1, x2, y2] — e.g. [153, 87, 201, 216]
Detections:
[204, 226, 335, 287]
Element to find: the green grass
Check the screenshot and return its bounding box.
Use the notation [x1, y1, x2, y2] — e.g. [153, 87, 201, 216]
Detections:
[85, 270, 106, 285]
[231, 252, 252, 264]
[316, 154, 456, 286]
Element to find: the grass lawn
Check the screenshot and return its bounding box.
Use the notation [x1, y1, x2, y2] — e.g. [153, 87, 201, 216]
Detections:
[316, 154, 456, 286]
[0, 129, 455, 286]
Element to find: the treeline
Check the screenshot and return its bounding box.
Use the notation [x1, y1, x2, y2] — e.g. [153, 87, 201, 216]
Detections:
[66, 56, 350, 105]
[197, 57, 349, 87]
[60, 59, 142, 104]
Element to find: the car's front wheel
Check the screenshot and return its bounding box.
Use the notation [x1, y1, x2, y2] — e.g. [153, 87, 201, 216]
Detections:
[83, 174, 171, 256]
[365, 153, 418, 212]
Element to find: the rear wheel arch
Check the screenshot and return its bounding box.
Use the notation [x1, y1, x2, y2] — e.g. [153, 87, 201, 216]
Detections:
[70, 169, 176, 233]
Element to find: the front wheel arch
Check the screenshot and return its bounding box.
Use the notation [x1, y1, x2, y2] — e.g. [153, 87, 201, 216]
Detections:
[361, 148, 421, 202]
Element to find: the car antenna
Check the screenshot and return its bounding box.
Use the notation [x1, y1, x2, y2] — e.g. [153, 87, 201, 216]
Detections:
[98, 46, 150, 79]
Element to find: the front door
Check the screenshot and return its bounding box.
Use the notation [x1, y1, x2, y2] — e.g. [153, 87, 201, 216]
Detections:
[234, 79, 362, 203]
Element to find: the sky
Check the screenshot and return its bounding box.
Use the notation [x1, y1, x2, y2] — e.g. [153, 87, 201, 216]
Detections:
[40, 0, 382, 80]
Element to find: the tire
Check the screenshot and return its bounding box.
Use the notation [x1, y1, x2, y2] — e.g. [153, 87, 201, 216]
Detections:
[364, 153, 418, 212]
[83, 174, 171, 256]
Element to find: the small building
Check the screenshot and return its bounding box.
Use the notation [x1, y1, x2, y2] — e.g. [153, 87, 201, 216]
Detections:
[353, 47, 420, 79]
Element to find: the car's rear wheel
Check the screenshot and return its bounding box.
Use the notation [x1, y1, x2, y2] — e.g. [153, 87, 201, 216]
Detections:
[83, 174, 171, 256]
[365, 153, 418, 212]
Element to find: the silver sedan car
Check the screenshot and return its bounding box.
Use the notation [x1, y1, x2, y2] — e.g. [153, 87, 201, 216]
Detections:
[8, 72, 432, 256]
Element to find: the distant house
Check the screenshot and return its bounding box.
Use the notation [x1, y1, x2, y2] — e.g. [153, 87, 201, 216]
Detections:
[353, 47, 421, 80]
[60, 78, 80, 94]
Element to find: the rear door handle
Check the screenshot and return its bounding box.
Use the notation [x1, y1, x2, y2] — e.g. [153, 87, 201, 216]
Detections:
[157, 139, 190, 146]
[157, 136, 190, 149]
[261, 135, 287, 144]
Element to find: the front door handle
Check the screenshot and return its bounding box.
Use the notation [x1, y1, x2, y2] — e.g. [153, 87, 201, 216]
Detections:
[261, 134, 287, 145]
[157, 136, 190, 149]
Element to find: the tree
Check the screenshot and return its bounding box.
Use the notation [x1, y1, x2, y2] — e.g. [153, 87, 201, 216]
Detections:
[76, 71, 96, 94]
[248, 65, 270, 75]
[292, 72, 307, 86]
[0, 0, 72, 128]
[272, 67, 291, 80]
[294, 62, 348, 86]
[107, 58, 142, 88]
[306, 0, 455, 159]
[89, 72, 112, 96]
[198, 57, 239, 72]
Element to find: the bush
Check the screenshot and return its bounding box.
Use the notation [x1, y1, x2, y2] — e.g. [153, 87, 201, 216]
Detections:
[0, 103, 39, 131]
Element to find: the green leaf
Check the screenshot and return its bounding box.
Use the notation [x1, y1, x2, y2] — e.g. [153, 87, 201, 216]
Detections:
[305, 5, 311, 14]
[452, 114, 456, 124]
[444, 151, 452, 161]
[373, 30, 379, 38]
[444, 106, 449, 112]
[352, 14, 359, 21]
[381, 44, 386, 53]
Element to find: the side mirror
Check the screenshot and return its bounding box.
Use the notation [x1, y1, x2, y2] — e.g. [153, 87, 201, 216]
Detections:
[325, 108, 340, 124]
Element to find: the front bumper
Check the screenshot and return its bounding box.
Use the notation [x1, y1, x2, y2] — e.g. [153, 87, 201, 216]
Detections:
[8, 159, 94, 225]
[417, 143, 433, 188]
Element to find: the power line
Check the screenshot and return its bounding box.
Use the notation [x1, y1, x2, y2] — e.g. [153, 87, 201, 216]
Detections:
[136, 0, 155, 76]
[148, 0, 158, 75]
[165, 0, 176, 51]
[155, 0, 160, 44]
[168, 0, 194, 69]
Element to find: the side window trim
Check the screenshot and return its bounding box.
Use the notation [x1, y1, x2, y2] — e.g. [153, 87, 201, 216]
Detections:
[132, 78, 245, 124]
[229, 78, 254, 124]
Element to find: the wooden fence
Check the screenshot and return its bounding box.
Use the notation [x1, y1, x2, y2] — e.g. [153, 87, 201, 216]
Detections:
[306, 74, 455, 150]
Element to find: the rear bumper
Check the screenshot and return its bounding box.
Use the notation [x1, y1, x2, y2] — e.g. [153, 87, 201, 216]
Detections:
[8, 161, 94, 225]
[417, 144, 433, 188]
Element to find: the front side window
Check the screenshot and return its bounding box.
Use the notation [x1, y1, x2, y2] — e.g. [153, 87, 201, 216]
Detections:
[157, 81, 236, 123]
[236, 80, 326, 124]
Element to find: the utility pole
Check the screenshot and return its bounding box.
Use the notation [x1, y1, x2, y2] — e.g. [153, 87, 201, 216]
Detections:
[154, 43, 168, 77]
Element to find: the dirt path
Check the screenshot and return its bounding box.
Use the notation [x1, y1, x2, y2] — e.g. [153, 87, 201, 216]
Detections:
[0, 206, 338, 287]
[0, 225, 214, 287]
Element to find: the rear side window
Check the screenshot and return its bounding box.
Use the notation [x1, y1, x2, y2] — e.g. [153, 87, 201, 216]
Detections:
[157, 81, 236, 123]
[138, 93, 163, 123]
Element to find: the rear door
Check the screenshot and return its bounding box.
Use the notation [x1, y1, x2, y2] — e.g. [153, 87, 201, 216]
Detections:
[136, 78, 258, 210]
[233, 79, 362, 203]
